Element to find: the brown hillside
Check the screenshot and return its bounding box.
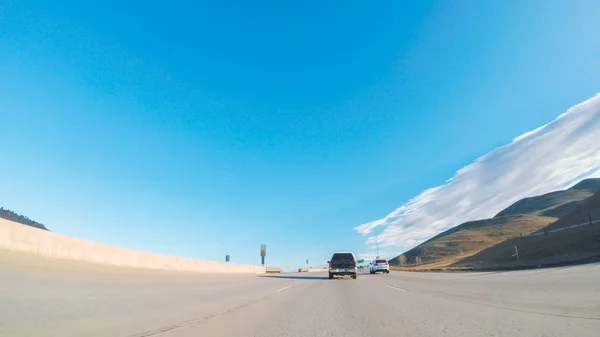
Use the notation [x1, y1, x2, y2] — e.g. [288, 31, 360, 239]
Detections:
[389, 215, 554, 267]
[439, 190, 600, 270]
[388, 178, 600, 271]
[494, 178, 600, 218]
[452, 223, 600, 270]
[548, 191, 600, 230]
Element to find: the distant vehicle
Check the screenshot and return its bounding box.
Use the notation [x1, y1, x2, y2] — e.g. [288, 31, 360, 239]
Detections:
[370, 259, 390, 274]
[328, 252, 357, 279]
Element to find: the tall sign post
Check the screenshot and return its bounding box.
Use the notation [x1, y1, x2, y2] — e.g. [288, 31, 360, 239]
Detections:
[260, 244, 266, 266]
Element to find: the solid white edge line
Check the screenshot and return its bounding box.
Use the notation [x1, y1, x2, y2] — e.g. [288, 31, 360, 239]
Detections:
[276, 285, 293, 292]
[387, 285, 408, 292]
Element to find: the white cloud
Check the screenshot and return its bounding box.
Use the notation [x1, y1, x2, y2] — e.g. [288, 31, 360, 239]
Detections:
[355, 94, 600, 249]
[511, 123, 549, 143]
[356, 250, 400, 263]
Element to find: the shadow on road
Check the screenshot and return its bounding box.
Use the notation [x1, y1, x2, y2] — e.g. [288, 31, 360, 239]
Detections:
[261, 272, 375, 280]
[261, 275, 328, 280]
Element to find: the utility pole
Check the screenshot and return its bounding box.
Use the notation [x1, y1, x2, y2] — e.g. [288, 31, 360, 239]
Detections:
[375, 234, 380, 259]
[513, 246, 520, 265]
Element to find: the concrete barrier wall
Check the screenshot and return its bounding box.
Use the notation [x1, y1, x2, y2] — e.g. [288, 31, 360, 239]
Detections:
[0, 218, 265, 274]
[298, 268, 327, 272]
[307, 268, 326, 272]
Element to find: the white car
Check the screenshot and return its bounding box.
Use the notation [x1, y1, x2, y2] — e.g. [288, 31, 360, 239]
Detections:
[370, 259, 390, 274]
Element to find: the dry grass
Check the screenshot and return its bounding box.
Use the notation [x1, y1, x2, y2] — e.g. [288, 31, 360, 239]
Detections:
[495, 190, 594, 218]
[452, 223, 600, 270]
[548, 191, 600, 230]
[389, 215, 555, 269]
[495, 178, 600, 218]
[389, 179, 600, 272]
[390, 256, 475, 272]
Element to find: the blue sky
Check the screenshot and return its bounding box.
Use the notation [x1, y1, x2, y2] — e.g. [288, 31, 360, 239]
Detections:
[1, 1, 599, 270]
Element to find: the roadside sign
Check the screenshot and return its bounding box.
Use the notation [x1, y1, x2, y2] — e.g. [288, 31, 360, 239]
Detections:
[260, 244, 266, 266]
[226, 255, 230, 262]
[260, 244, 266, 257]
[357, 259, 364, 264]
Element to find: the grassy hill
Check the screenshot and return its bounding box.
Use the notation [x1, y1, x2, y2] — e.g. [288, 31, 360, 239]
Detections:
[453, 191, 600, 270]
[494, 178, 600, 218]
[389, 178, 600, 270]
[389, 215, 554, 268]
[0, 207, 49, 230]
[451, 224, 600, 270]
[548, 190, 600, 230]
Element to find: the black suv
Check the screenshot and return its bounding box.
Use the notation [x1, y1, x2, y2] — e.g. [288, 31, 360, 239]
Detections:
[328, 252, 357, 279]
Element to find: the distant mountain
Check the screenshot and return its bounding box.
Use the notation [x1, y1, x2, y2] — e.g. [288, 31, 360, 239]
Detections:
[389, 178, 600, 269]
[494, 178, 600, 218]
[0, 208, 49, 230]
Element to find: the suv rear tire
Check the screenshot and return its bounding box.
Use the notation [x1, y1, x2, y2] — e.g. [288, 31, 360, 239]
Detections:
[328, 273, 333, 279]
[351, 274, 357, 279]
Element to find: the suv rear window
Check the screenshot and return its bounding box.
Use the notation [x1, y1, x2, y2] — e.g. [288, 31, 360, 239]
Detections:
[332, 253, 354, 261]
[376, 259, 387, 264]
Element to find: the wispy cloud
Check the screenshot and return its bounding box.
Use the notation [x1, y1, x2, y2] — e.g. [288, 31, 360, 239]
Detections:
[356, 250, 401, 263]
[355, 94, 600, 249]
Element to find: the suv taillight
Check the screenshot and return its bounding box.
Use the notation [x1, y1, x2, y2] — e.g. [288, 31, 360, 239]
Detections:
[329, 261, 332, 269]
[354, 261, 357, 267]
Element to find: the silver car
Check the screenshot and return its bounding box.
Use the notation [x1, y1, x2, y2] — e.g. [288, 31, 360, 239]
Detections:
[370, 259, 390, 274]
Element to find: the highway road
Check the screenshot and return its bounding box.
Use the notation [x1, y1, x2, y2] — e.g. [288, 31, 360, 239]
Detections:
[2, 251, 600, 337]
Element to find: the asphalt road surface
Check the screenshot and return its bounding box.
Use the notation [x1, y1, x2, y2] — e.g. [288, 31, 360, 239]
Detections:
[2, 251, 600, 337]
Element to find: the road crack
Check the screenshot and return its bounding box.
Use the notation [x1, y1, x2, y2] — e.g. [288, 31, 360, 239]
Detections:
[128, 293, 274, 337]
[420, 291, 600, 321]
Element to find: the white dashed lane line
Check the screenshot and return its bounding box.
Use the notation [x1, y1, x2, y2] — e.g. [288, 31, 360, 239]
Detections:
[276, 285, 293, 293]
[386, 285, 409, 292]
